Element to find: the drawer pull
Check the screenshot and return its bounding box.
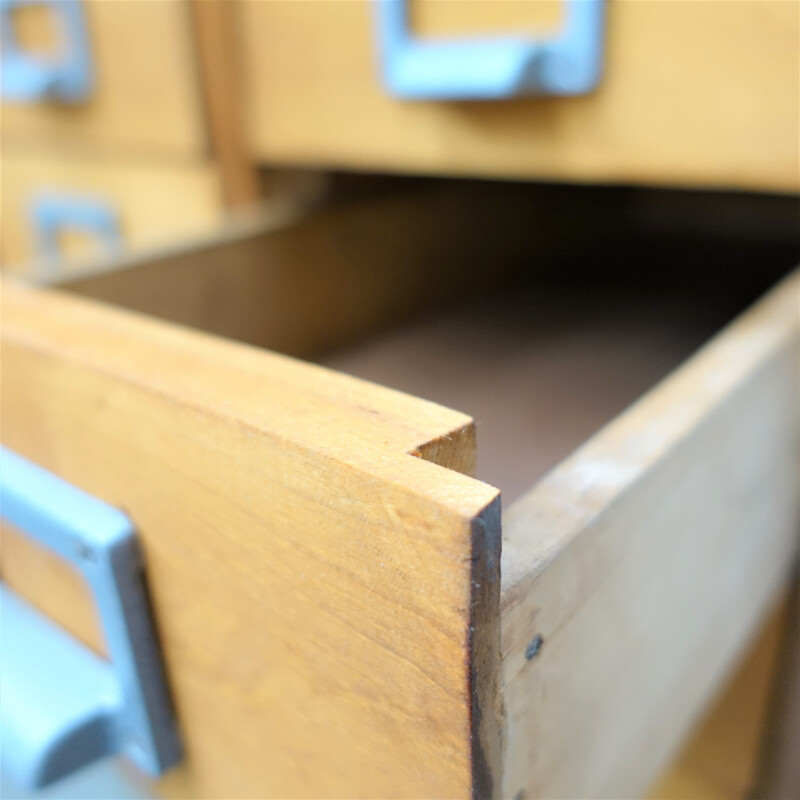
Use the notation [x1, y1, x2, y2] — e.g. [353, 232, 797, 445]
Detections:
[0, 0, 92, 102]
[31, 192, 121, 269]
[0, 448, 181, 789]
[373, 0, 606, 99]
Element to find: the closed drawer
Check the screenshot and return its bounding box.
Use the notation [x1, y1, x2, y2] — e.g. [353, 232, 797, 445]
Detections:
[0, 150, 223, 273]
[1, 0, 207, 158]
[240, 0, 799, 192]
[1, 184, 798, 798]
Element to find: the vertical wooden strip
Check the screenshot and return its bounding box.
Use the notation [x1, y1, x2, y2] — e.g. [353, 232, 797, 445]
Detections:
[191, 0, 260, 208]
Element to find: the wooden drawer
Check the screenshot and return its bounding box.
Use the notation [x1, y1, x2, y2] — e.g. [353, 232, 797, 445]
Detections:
[0, 150, 223, 273]
[1, 0, 207, 158]
[240, 0, 799, 192]
[1, 185, 798, 798]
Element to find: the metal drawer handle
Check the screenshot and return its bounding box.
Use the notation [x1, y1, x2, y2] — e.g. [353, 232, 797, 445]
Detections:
[30, 192, 122, 271]
[0, 0, 92, 102]
[373, 0, 606, 99]
[0, 448, 181, 789]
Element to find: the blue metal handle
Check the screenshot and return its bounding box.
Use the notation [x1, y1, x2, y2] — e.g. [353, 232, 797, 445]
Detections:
[0, 0, 93, 102]
[374, 0, 605, 99]
[0, 448, 181, 789]
[31, 192, 122, 265]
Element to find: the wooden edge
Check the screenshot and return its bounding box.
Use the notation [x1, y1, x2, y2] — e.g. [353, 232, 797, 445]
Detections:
[470, 498, 504, 800]
[0, 278, 479, 466]
[1, 277, 502, 798]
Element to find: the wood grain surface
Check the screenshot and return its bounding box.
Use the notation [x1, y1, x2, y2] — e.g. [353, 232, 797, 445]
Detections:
[1, 279, 501, 798]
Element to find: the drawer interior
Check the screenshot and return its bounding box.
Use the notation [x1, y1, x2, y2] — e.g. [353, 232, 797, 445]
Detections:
[323, 272, 724, 502]
[51, 178, 799, 501]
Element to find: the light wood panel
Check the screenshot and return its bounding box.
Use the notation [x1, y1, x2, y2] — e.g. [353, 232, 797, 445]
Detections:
[0, 150, 222, 271]
[1, 0, 207, 158]
[241, 0, 800, 192]
[0, 279, 502, 798]
[501, 272, 800, 799]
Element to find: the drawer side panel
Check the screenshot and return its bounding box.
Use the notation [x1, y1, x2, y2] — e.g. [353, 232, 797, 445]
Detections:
[501, 273, 800, 799]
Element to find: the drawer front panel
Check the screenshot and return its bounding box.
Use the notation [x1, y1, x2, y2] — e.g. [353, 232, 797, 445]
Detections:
[241, 0, 799, 192]
[0, 280, 501, 799]
[1, 151, 222, 272]
[1, 0, 207, 158]
[501, 273, 800, 799]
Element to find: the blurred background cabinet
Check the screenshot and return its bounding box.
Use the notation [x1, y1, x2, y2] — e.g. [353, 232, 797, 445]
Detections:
[0, 152, 222, 272]
[3, 0, 797, 272]
[1, 1, 799, 798]
[239, 0, 799, 192]
[0, 0, 228, 272]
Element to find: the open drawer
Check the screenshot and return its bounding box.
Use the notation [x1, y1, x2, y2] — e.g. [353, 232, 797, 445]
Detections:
[1, 183, 798, 799]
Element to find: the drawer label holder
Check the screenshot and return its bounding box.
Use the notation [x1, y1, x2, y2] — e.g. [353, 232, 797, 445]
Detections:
[374, 0, 606, 99]
[0, 0, 93, 102]
[30, 192, 122, 275]
[0, 448, 181, 789]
